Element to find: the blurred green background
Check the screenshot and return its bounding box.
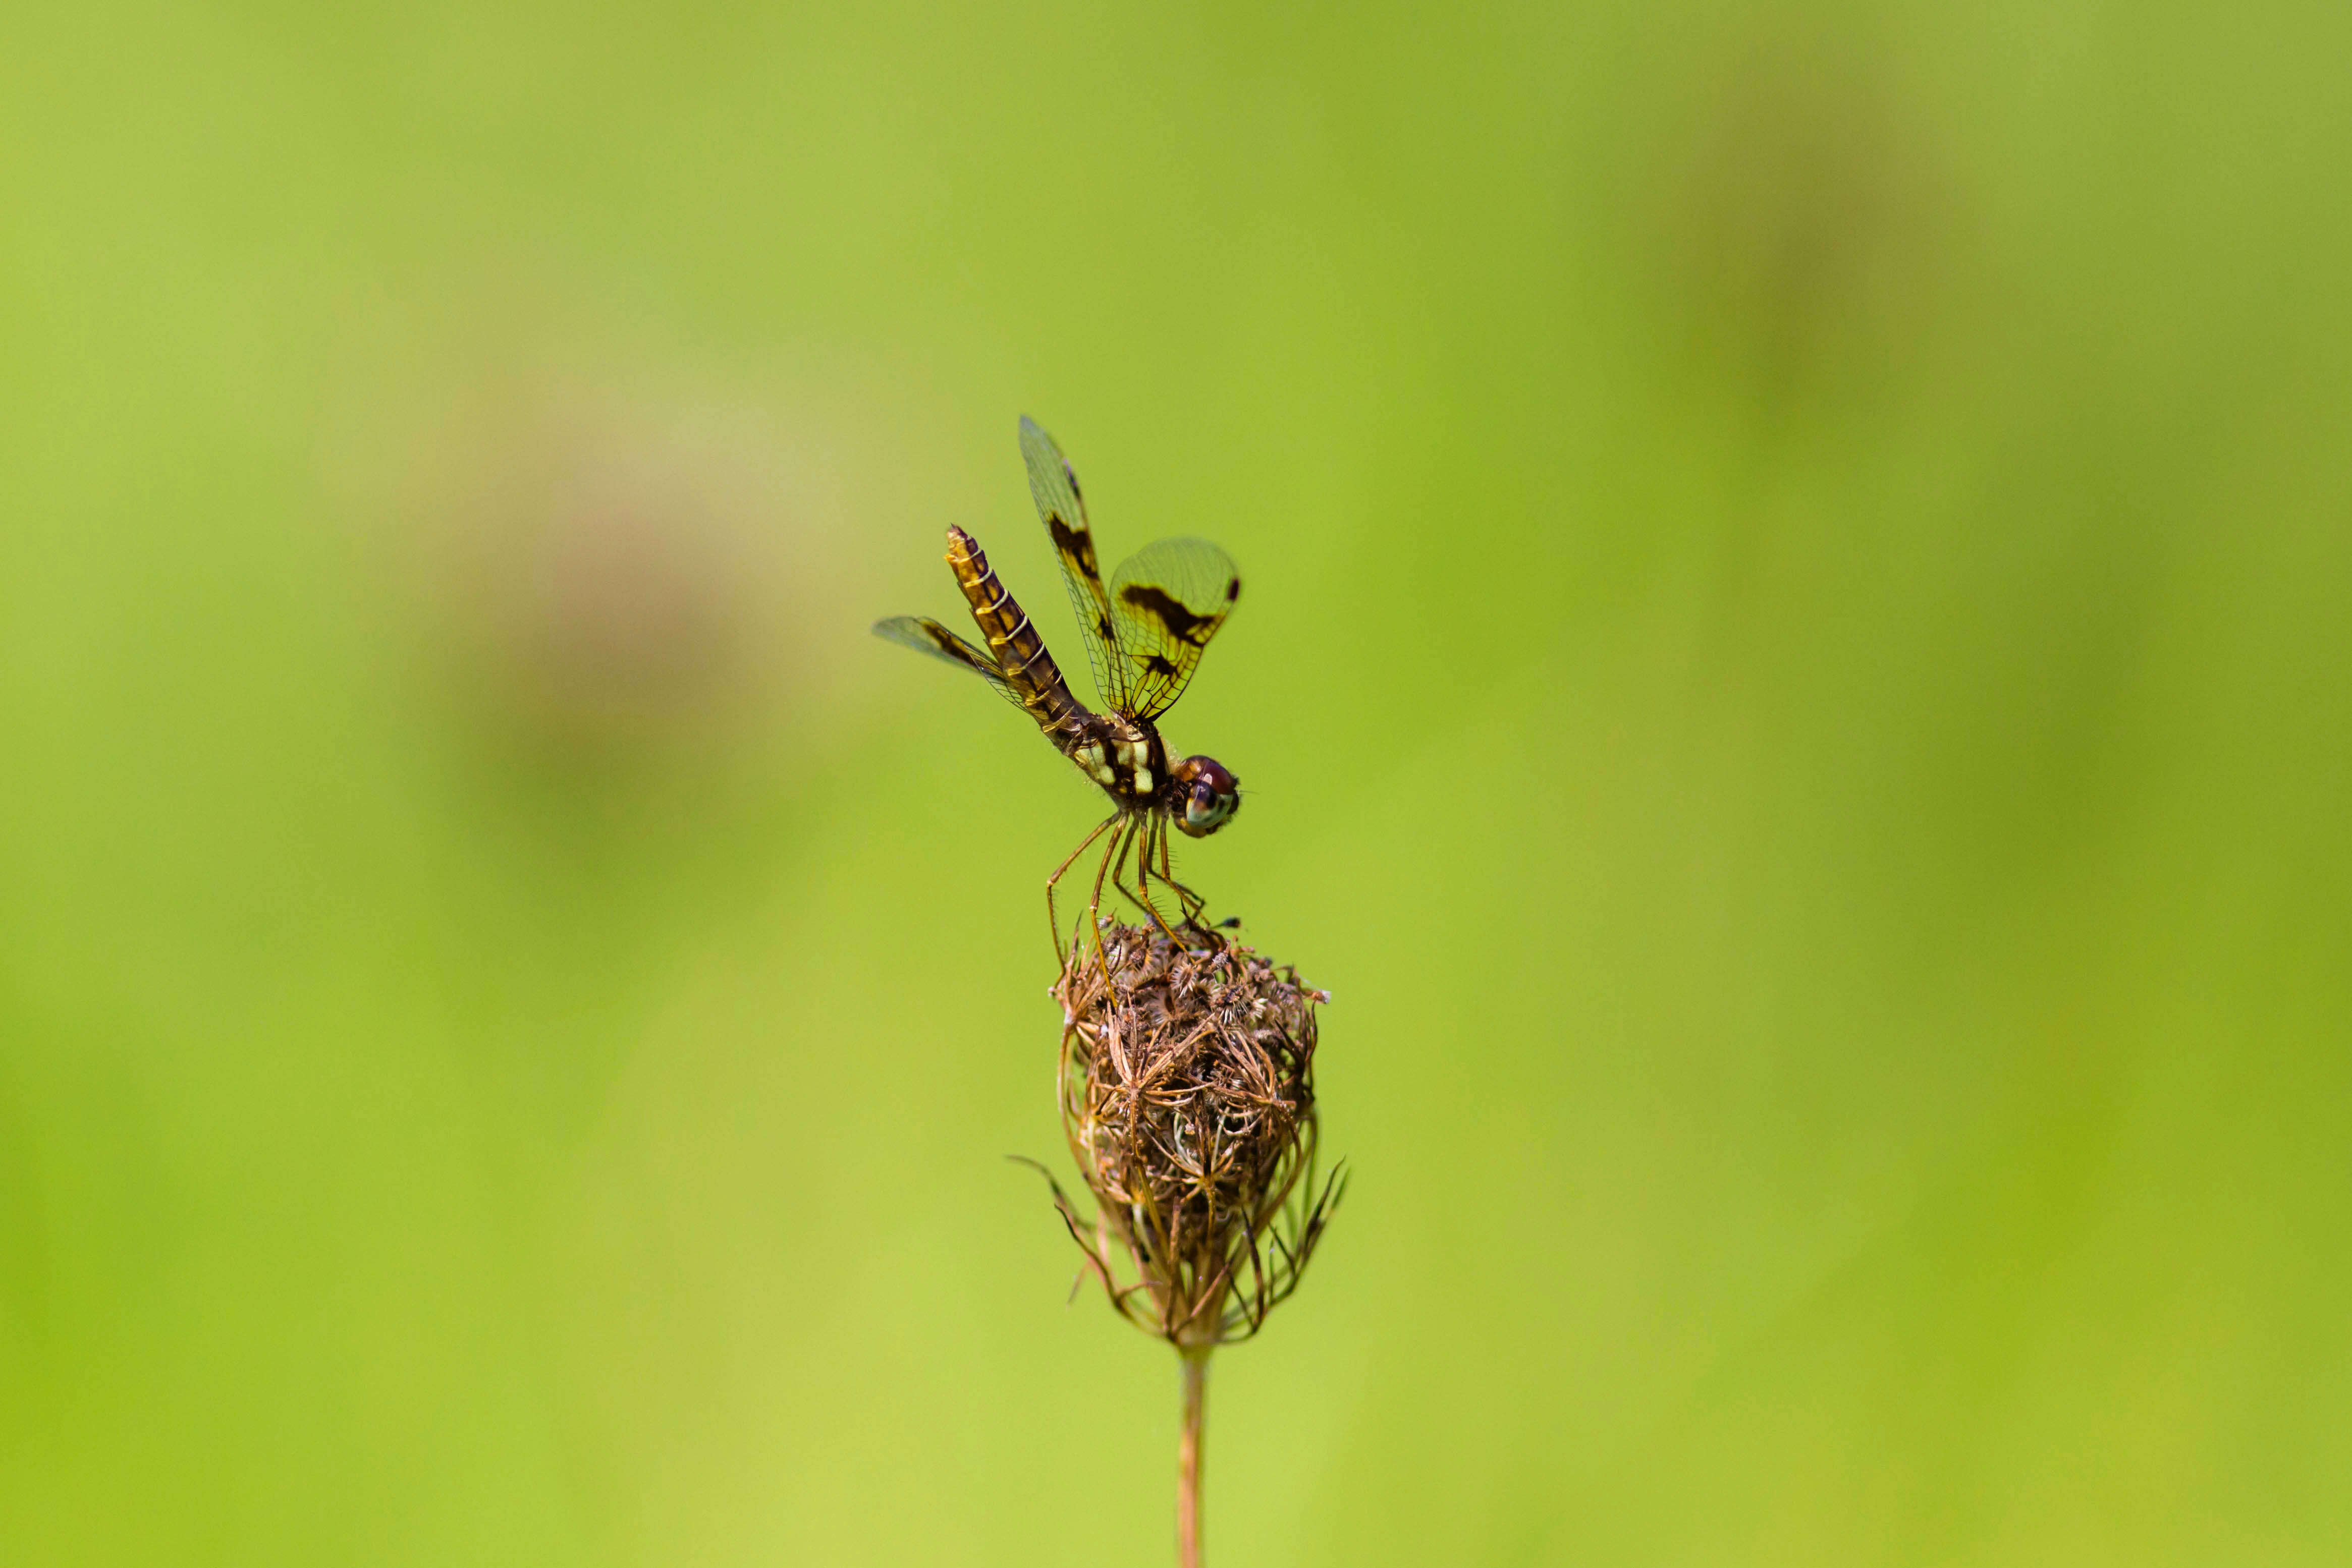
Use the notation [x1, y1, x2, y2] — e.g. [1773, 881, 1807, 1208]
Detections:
[6, 1, 2349, 1562]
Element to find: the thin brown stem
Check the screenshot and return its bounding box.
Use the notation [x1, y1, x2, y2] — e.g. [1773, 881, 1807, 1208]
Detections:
[1177, 1347, 1211, 1568]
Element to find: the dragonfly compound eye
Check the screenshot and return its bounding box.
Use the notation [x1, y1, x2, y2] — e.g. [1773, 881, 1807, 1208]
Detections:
[1173, 755, 1240, 837]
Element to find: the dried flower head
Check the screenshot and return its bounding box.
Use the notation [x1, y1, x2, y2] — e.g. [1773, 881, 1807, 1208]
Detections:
[1034, 920, 1344, 1349]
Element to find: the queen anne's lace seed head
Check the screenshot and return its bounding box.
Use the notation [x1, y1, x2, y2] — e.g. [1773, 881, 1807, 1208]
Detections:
[1031, 921, 1343, 1349]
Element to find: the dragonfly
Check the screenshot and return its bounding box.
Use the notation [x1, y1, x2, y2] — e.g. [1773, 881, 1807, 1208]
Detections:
[875, 417, 1243, 957]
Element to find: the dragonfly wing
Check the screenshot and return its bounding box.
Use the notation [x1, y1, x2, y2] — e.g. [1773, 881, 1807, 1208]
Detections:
[1107, 537, 1240, 721]
[1019, 416, 1130, 713]
[872, 615, 1025, 707]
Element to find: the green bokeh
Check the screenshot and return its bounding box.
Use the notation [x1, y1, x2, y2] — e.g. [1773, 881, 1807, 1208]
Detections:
[5, 2, 2348, 1562]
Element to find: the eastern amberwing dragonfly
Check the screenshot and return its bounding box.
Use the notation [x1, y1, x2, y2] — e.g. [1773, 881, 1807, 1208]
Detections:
[876, 417, 1243, 956]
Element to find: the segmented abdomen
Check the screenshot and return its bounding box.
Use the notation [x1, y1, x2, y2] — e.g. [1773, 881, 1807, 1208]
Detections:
[947, 526, 1087, 740]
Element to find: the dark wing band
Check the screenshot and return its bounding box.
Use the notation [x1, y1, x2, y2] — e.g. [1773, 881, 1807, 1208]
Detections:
[1019, 417, 1129, 712]
[1107, 537, 1240, 721]
[872, 615, 1025, 707]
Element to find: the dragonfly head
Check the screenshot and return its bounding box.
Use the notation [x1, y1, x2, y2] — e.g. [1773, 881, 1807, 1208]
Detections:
[1170, 755, 1241, 838]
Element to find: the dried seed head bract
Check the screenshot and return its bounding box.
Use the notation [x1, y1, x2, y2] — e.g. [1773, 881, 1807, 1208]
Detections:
[1032, 920, 1344, 1349]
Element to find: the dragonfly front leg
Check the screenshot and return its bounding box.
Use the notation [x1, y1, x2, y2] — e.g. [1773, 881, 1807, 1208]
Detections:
[1151, 815, 1211, 928]
[1143, 818, 1223, 949]
[1119, 814, 1191, 946]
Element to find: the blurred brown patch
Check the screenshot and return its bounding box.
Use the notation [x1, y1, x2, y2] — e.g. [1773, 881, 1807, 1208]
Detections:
[319, 268, 902, 767]
[1652, 28, 1956, 409]
[424, 386, 779, 744]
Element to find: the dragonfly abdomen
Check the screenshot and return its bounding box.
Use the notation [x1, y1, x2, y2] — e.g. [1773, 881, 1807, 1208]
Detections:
[947, 526, 1086, 739]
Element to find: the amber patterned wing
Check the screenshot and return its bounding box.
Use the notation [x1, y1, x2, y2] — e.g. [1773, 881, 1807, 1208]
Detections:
[1019, 417, 1130, 712]
[872, 615, 1025, 707]
[1107, 537, 1241, 721]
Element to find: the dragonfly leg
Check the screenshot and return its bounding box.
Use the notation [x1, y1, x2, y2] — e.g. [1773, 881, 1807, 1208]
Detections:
[1124, 815, 1189, 945]
[1108, 814, 1152, 921]
[1083, 812, 1138, 966]
[1153, 815, 1211, 927]
[1138, 813, 1224, 948]
[1047, 811, 1121, 967]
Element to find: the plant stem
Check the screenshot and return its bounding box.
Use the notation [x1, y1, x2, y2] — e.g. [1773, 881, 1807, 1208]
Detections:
[1177, 1347, 1212, 1568]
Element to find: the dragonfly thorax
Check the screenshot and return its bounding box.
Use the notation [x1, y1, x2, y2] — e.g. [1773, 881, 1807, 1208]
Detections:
[1064, 721, 1240, 836]
[1066, 715, 1170, 808]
